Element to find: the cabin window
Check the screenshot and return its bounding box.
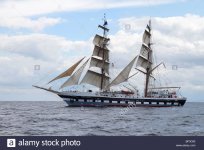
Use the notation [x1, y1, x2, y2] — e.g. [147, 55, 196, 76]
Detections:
[136, 101, 140, 104]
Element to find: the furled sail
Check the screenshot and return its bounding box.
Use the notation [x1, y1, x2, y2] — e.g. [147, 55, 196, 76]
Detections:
[136, 21, 152, 71]
[60, 58, 89, 88]
[48, 57, 85, 84]
[106, 56, 137, 89]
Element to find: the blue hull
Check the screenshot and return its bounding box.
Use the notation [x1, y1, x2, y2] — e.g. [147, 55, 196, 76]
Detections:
[58, 94, 186, 107]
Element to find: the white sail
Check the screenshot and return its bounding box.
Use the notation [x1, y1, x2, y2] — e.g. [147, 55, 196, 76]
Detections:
[78, 19, 111, 90]
[60, 58, 89, 88]
[93, 34, 109, 47]
[91, 35, 110, 74]
[92, 45, 109, 61]
[48, 57, 85, 84]
[80, 70, 109, 88]
[106, 56, 137, 89]
[136, 45, 152, 70]
[136, 55, 151, 70]
[135, 21, 152, 71]
[143, 29, 151, 46]
[80, 30, 110, 89]
[140, 44, 150, 59]
[90, 56, 109, 74]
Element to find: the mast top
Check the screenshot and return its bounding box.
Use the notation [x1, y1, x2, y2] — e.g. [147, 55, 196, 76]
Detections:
[98, 13, 109, 35]
[103, 13, 108, 26]
[146, 19, 151, 33]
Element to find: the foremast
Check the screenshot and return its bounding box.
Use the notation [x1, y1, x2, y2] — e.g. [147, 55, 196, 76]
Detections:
[99, 15, 110, 90]
[80, 15, 110, 91]
[37, 15, 111, 91]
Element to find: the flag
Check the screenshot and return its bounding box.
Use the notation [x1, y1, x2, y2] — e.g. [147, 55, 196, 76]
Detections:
[104, 20, 108, 26]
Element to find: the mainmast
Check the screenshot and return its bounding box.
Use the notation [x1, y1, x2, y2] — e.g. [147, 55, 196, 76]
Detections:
[135, 20, 153, 97]
[144, 20, 152, 97]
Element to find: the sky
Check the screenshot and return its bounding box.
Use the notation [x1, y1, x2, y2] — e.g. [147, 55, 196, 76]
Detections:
[0, 0, 204, 101]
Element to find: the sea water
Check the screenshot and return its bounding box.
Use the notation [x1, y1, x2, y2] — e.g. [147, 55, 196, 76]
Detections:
[0, 101, 203, 136]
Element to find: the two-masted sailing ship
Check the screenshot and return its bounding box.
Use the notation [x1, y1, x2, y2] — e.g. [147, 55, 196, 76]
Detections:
[33, 16, 186, 107]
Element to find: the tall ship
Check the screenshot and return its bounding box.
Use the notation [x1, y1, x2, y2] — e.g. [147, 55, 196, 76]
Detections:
[33, 16, 186, 107]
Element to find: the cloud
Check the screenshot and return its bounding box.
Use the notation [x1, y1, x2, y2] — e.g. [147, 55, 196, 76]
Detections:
[0, 33, 91, 97]
[0, 17, 62, 31]
[0, 0, 185, 30]
[118, 14, 204, 67]
[0, 32, 92, 100]
[1, 13, 204, 101]
[117, 14, 204, 101]
[0, 34, 91, 61]
[0, 0, 185, 17]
